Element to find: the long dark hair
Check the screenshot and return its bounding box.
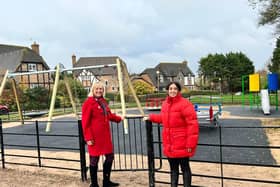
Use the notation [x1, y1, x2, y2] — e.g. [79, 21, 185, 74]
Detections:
[166, 81, 181, 91]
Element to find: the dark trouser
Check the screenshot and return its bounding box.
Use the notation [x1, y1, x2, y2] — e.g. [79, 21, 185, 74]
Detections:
[168, 157, 191, 187]
[90, 153, 118, 187]
[89, 153, 114, 187]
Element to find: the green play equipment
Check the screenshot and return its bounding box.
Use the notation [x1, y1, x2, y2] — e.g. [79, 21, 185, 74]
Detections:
[242, 73, 279, 111]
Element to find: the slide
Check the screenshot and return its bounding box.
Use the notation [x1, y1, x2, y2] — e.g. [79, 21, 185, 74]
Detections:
[260, 89, 270, 115]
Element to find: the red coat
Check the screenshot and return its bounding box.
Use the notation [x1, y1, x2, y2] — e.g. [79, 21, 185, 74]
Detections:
[149, 93, 199, 158]
[82, 96, 122, 156]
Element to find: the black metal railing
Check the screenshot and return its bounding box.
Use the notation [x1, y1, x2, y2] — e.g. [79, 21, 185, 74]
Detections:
[0, 119, 87, 181]
[146, 120, 280, 187]
[2, 116, 279, 186]
[0, 119, 5, 169]
[110, 117, 149, 171]
[0, 117, 148, 181]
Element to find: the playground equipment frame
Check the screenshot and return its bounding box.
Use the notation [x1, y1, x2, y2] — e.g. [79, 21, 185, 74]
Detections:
[0, 59, 144, 132]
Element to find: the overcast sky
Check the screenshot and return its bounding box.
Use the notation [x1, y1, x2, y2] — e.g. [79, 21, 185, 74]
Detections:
[0, 0, 276, 74]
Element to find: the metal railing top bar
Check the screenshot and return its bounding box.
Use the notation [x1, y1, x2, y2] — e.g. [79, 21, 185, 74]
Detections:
[218, 126, 280, 128]
[5, 154, 38, 159]
[4, 144, 38, 149]
[155, 172, 280, 185]
[152, 141, 280, 149]
[5, 162, 38, 167]
[41, 156, 80, 162]
[37, 146, 80, 151]
[152, 123, 280, 129]
[154, 156, 280, 168]
[4, 144, 80, 151]
[2, 132, 78, 137]
[5, 161, 81, 172]
[4, 153, 80, 163]
[198, 143, 280, 149]
[1, 120, 78, 123]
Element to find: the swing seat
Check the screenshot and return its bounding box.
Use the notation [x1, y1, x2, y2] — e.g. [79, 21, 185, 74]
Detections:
[23, 111, 48, 118]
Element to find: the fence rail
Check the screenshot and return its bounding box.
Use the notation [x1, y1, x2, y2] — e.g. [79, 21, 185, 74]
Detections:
[145, 120, 280, 187]
[0, 117, 149, 181]
[0, 119, 87, 181]
[1, 117, 280, 186]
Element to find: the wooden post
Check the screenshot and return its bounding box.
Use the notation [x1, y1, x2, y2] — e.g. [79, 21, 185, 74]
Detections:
[11, 79, 24, 125]
[116, 58, 128, 134]
[121, 62, 145, 116]
[0, 70, 9, 97]
[64, 77, 78, 119]
[46, 65, 60, 132]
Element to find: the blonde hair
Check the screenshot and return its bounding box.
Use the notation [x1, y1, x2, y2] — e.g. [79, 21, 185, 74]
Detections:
[88, 81, 105, 97]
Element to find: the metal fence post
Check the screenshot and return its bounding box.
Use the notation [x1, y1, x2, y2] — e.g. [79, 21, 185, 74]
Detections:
[0, 118, 5, 168]
[146, 120, 155, 187]
[35, 120, 41, 167]
[219, 125, 224, 187]
[78, 119, 87, 181]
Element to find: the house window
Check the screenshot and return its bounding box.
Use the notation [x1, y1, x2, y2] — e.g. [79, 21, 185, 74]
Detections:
[112, 86, 114, 91]
[28, 64, 37, 71]
[160, 75, 164, 83]
[105, 80, 108, 86]
[30, 84, 38, 89]
[83, 75, 91, 80]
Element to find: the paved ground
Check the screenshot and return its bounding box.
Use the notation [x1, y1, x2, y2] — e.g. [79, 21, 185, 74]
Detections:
[1, 106, 279, 166]
[223, 105, 280, 118]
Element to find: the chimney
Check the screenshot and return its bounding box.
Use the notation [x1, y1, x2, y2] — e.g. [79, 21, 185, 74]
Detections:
[72, 54, 76, 67]
[182, 60, 188, 66]
[31, 41, 40, 55]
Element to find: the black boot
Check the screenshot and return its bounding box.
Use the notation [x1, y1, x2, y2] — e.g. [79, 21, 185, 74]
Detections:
[182, 170, 191, 187]
[181, 158, 191, 187]
[102, 161, 119, 187]
[170, 169, 179, 187]
[90, 165, 99, 187]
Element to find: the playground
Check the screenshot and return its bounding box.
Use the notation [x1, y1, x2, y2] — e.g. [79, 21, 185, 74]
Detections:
[0, 105, 280, 187]
[0, 64, 279, 186]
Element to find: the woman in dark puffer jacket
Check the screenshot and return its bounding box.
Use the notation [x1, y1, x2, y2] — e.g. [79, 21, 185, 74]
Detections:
[146, 81, 199, 187]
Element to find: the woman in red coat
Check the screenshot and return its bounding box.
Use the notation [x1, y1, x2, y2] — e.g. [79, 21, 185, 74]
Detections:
[82, 82, 123, 187]
[146, 82, 199, 187]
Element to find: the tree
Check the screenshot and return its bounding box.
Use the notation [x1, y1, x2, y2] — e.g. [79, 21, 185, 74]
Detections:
[198, 54, 227, 90]
[268, 37, 280, 73]
[225, 52, 255, 92]
[129, 80, 154, 95]
[249, 0, 280, 34]
[22, 86, 49, 111]
[57, 78, 88, 108]
[198, 52, 254, 92]
[0, 80, 24, 111]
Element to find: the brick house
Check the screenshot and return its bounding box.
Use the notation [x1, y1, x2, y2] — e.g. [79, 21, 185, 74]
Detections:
[72, 55, 125, 93]
[140, 61, 196, 91]
[0, 42, 52, 89]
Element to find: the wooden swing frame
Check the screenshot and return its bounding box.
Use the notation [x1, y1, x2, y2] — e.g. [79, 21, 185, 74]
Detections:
[0, 58, 144, 132]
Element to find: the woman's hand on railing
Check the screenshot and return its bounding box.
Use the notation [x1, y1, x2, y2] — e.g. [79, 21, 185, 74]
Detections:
[143, 116, 149, 121]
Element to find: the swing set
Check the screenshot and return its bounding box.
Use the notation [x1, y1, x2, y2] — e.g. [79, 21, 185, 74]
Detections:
[0, 58, 144, 133]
